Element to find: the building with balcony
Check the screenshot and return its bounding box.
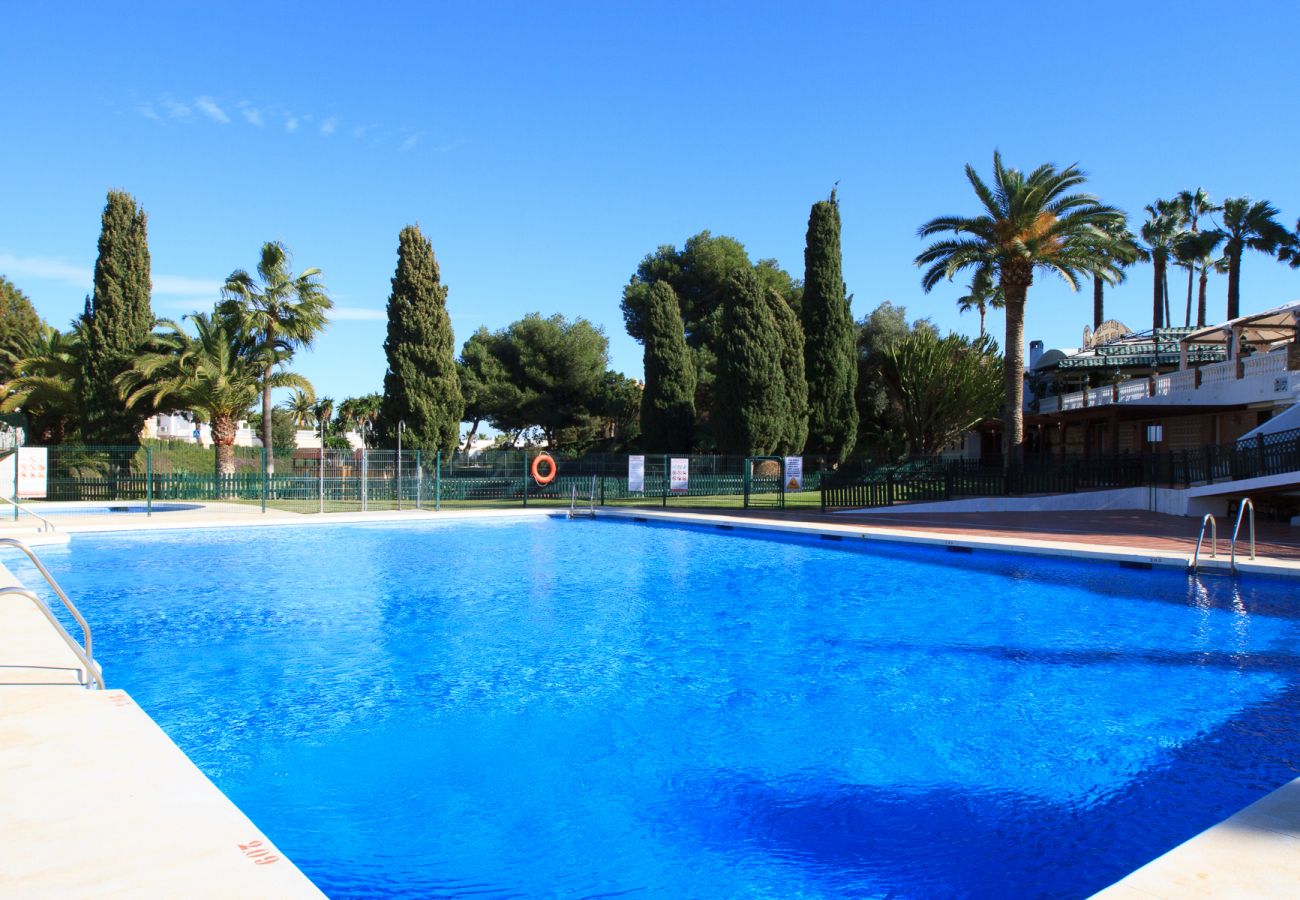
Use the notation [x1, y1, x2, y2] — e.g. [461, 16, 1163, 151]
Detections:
[1027, 301, 1300, 458]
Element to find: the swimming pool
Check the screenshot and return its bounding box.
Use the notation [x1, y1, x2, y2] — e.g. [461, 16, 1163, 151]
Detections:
[28, 502, 202, 514]
[8, 516, 1300, 898]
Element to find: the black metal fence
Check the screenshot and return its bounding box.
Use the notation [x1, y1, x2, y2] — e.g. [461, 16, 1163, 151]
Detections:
[820, 426, 1300, 510]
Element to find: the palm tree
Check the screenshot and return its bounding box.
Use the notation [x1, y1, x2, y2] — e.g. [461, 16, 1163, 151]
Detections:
[117, 311, 311, 475]
[1140, 199, 1183, 330]
[221, 242, 332, 475]
[916, 152, 1125, 461]
[1173, 230, 1226, 328]
[1220, 198, 1290, 320]
[281, 388, 318, 429]
[0, 323, 84, 444]
[1175, 188, 1221, 325]
[1090, 220, 1143, 329]
[1280, 219, 1300, 268]
[313, 396, 335, 442]
[338, 393, 382, 447]
[955, 269, 1004, 339]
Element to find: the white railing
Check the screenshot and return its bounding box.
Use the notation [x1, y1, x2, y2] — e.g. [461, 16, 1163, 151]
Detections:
[1089, 386, 1114, 406]
[1200, 360, 1236, 384]
[1118, 380, 1150, 402]
[1061, 392, 1086, 411]
[1242, 348, 1287, 378]
[1038, 395, 1060, 413]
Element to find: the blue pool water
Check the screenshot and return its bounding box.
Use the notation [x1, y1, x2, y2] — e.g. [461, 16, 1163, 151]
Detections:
[9, 517, 1300, 898]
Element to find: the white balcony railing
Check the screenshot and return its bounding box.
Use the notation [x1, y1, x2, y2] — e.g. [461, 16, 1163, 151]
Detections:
[1118, 380, 1150, 402]
[1089, 386, 1114, 406]
[1200, 360, 1236, 384]
[1243, 347, 1287, 378]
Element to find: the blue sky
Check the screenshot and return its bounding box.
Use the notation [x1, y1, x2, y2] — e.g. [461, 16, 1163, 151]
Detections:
[3, 2, 1300, 408]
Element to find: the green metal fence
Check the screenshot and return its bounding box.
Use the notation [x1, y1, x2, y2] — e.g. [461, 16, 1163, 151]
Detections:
[11, 442, 837, 514]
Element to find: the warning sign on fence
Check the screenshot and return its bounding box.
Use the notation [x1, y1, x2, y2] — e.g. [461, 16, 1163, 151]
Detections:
[784, 456, 803, 491]
[669, 458, 689, 493]
[627, 455, 645, 493]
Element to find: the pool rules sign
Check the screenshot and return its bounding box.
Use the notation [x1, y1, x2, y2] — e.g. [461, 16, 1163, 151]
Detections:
[784, 456, 803, 492]
[0, 447, 48, 499]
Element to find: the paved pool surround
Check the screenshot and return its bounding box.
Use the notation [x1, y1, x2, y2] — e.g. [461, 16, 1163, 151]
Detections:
[3, 502, 1298, 896]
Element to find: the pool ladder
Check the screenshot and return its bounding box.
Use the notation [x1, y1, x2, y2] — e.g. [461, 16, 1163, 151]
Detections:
[0, 537, 103, 689]
[568, 475, 597, 519]
[1188, 497, 1257, 574]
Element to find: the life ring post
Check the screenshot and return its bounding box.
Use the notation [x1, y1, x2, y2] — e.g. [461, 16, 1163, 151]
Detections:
[531, 453, 558, 486]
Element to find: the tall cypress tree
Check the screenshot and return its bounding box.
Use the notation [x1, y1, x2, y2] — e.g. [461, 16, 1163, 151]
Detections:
[80, 190, 154, 446]
[801, 188, 858, 460]
[378, 225, 463, 452]
[768, 289, 808, 454]
[640, 282, 696, 452]
[713, 269, 787, 455]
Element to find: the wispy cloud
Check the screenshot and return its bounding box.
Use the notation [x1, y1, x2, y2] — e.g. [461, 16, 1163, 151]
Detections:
[398, 131, 424, 152]
[0, 252, 220, 298]
[331, 306, 386, 322]
[137, 102, 161, 121]
[285, 115, 300, 133]
[236, 101, 263, 127]
[194, 96, 229, 124]
[320, 116, 337, 136]
[161, 98, 192, 120]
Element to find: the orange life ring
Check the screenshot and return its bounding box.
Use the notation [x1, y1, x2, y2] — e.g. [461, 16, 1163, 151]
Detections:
[531, 453, 557, 485]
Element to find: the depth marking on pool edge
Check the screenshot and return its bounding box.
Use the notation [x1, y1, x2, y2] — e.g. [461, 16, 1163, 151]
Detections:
[238, 840, 280, 866]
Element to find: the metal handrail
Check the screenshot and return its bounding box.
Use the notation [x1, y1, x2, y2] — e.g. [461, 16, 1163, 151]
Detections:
[0, 494, 57, 534]
[0, 586, 104, 689]
[0, 537, 92, 659]
[1231, 498, 1256, 572]
[1190, 514, 1217, 571]
[567, 474, 598, 518]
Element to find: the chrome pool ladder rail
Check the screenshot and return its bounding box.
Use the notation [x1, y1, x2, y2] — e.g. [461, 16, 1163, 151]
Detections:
[0, 537, 93, 661]
[0, 494, 57, 533]
[1190, 514, 1217, 572]
[1230, 497, 1256, 572]
[0, 586, 104, 689]
[568, 475, 598, 519]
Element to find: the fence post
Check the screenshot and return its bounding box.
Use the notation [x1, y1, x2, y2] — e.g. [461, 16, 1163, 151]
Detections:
[147, 446, 153, 516]
[12, 451, 17, 520]
[522, 452, 528, 507]
[886, 473, 895, 506]
[435, 450, 441, 512]
[416, 450, 423, 510]
[260, 445, 267, 514]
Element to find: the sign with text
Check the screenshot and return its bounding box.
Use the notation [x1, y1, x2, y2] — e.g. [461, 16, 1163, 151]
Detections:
[627, 455, 645, 493]
[17, 447, 48, 499]
[784, 456, 803, 492]
[669, 457, 689, 493]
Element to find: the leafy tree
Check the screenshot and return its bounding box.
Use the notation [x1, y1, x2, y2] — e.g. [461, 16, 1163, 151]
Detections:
[639, 281, 696, 452]
[81, 190, 156, 446]
[916, 153, 1126, 461]
[247, 407, 298, 451]
[768, 288, 808, 454]
[855, 302, 919, 459]
[1280, 220, 1300, 270]
[487, 314, 609, 448]
[337, 393, 382, 447]
[713, 269, 788, 455]
[878, 329, 1003, 456]
[0, 323, 84, 444]
[559, 371, 643, 453]
[0, 276, 45, 382]
[221, 241, 332, 474]
[378, 225, 463, 452]
[801, 189, 858, 460]
[956, 269, 1004, 339]
[118, 311, 311, 475]
[1220, 197, 1289, 320]
[458, 327, 521, 452]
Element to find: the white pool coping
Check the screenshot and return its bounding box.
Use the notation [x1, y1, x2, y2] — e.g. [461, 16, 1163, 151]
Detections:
[5, 502, 1300, 896]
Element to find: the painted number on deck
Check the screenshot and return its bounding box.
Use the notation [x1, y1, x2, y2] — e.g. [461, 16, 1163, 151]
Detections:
[239, 840, 280, 866]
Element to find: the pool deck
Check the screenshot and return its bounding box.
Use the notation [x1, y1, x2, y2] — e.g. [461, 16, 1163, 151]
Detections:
[4, 501, 1300, 896]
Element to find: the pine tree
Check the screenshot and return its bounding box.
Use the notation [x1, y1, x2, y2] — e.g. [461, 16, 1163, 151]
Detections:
[640, 282, 696, 452]
[768, 289, 808, 454]
[80, 190, 154, 446]
[801, 189, 858, 460]
[378, 225, 463, 452]
[713, 269, 788, 455]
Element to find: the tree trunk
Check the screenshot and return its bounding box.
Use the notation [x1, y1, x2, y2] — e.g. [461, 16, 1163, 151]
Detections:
[1227, 242, 1242, 320]
[999, 273, 1030, 466]
[262, 363, 274, 476]
[1186, 266, 1194, 327]
[979, 304, 986, 339]
[1152, 255, 1165, 330]
[463, 418, 480, 453]
[212, 415, 237, 477]
[1197, 266, 1209, 328]
[1093, 276, 1104, 329]
[1163, 273, 1171, 330]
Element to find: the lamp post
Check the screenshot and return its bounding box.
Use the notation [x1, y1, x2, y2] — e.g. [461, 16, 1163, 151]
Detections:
[396, 420, 405, 510]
